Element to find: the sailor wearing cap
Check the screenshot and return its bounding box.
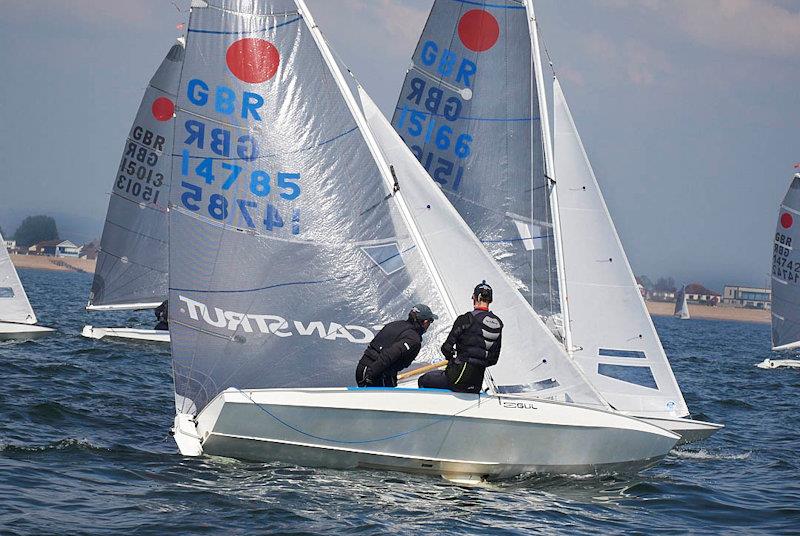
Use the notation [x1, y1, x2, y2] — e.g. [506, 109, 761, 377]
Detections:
[418, 281, 503, 393]
[355, 304, 439, 388]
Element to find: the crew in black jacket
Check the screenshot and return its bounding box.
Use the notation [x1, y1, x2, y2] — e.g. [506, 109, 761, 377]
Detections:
[356, 304, 438, 387]
[418, 281, 503, 393]
[154, 300, 169, 331]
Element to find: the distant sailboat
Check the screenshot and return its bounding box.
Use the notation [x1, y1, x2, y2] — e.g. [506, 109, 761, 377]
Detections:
[0, 231, 55, 340]
[391, 0, 720, 444]
[81, 39, 184, 344]
[770, 173, 800, 354]
[674, 285, 690, 319]
[169, 0, 679, 478]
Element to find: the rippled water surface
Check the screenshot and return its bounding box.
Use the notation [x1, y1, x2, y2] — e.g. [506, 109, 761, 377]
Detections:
[1, 269, 798, 534]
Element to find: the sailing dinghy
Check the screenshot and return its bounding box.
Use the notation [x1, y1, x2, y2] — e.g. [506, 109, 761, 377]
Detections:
[674, 285, 690, 319]
[169, 0, 678, 480]
[82, 39, 185, 345]
[0, 231, 55, 340]
[770, 173, 800, 353]
[390, 0, 720, 444]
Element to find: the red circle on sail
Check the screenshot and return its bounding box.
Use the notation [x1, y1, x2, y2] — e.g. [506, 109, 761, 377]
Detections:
[151, 97, 175, 121]
[226, 38, 280, 84]
[781, 213, 793, 229]
[458, 9, 500, 52]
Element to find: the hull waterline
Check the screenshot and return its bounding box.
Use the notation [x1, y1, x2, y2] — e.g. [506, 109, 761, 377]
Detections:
[174, 388, 680, 480]
[0, 322, 55, 341]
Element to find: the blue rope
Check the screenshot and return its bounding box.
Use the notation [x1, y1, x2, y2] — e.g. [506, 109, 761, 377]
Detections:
[236, 388, 481, 445]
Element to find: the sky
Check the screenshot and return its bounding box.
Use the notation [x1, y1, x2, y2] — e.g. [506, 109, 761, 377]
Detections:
[0, 0, 798, 291]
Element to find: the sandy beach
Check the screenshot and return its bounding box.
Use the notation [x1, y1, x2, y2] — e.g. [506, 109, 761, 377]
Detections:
[645, 300, 769, 324]
[11, 254, 96, 274]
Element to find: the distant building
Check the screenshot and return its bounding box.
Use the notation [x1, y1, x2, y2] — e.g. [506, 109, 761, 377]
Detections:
[4, 239, 15, 252]
[684, 283, 721, 306]
[722, 285, 771, 309]
[649, 290, 676, 302]
[29, 240, 80, 258]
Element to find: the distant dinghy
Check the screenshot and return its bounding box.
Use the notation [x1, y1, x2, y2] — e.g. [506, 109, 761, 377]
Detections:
[757, 358, 800, 369]
[81, 39, 185, 344]
[771, 173, 800, 352]
[674, 286, 690, 320]
[0, 231, 55, 340]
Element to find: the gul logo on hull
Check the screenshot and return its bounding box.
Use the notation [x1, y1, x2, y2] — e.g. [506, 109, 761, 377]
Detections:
[179, 295, 378, 344]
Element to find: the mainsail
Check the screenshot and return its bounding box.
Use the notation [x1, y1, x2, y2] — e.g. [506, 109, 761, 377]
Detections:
[0, 231, 37, 325]
[360, 87, 606, 407]
[169, 0, 453, 415]
[771, 173, 800, 351]
[553, 79, 689, 418]
[674, 285, 690, 320]
[88, 40, 185, 311]
[390, 0, 561, 318]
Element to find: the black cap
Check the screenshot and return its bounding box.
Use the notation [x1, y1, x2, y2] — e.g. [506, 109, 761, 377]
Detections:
[410, 304, 438, 322]
[473, 280, 493, 303]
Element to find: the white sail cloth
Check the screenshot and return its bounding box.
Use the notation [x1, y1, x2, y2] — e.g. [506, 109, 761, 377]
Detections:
[0, 231, 36, 325]
[553, 79, 689, 418]
[771, 174, 800, 350]
[360, 87, 607, 408]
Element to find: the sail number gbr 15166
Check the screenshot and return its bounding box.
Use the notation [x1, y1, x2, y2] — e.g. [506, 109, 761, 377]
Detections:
[179, 150, 301, 235]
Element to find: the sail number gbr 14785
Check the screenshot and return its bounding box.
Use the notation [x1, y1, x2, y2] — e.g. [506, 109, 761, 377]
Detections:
[179, 150, 301, 235]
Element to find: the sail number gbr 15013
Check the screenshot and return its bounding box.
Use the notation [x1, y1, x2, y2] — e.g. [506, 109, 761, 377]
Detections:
[179, 150, 301, 235]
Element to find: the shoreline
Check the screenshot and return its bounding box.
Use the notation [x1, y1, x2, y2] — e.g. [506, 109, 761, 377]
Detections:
[645, 300, 769, 324]
[8, 255, 771, 325]
[10, 254, 96, 274]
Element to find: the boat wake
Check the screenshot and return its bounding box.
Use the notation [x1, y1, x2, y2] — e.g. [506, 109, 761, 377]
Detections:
[671, 448, 751, 461]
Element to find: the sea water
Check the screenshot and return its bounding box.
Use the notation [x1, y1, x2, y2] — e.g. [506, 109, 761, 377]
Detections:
[1, 269, 798, 534]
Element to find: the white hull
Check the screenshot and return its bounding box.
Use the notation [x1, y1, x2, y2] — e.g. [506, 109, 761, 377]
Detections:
[757, 358, 800, 369]
[638, 415, 723, 445]
[771, 341, 800, 352]
[81, 325, 170, 344]
[174, 388, 679, 480]
[0, 321, 55, 341]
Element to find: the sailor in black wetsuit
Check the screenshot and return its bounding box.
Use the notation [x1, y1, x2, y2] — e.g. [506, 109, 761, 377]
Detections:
[356, 304, 438, 387]
[418, 281, 503, 393]
[154, 300, 169, 331]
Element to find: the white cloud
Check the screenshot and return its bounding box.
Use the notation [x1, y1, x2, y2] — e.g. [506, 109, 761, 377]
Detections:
[600, 0, 800, 58]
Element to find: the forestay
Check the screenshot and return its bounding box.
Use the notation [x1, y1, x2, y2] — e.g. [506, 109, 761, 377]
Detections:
[553, 79, 689, 418]
[360, 87, 606, 408]
[391, 0, 561, 318]
[0, 231, 36, 325]
[771, 173, 800, 351]
[170, 0, 451, 415]
[88, 41, 184, 310]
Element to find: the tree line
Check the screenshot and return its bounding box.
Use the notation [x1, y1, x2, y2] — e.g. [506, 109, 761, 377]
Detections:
[2, 216, 59, 248]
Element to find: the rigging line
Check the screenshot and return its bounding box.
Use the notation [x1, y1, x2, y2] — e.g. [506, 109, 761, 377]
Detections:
[533, 16, 556, 78]
[188, 16, 302, 36]
[235, 388, 483, 445]
[175, 125, 359, 162]
[171, 245, 418, 294]
[103, 219, 168, 245]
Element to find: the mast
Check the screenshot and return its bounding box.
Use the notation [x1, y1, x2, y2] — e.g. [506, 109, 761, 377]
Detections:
[294, 0, 457, 321]
[524, 0, 574, 354]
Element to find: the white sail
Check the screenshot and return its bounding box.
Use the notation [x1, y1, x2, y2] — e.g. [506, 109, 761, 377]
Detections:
[553, 79, 689, 418]
[771, 174, 800, 351]
[0, 231, 37, 325]
[359, 87, 607, 407]
[674, 286, 690, 320]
